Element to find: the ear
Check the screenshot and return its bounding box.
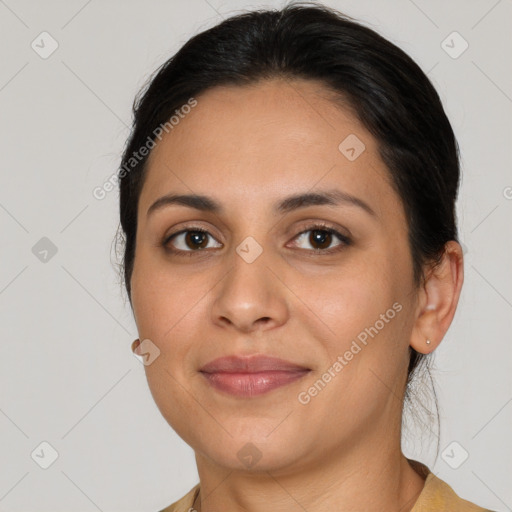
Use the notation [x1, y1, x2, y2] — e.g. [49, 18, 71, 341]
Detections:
[410, 241, 464, 354]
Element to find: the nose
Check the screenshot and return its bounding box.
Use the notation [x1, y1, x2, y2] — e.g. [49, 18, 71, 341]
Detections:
[210, 251, 289, 333]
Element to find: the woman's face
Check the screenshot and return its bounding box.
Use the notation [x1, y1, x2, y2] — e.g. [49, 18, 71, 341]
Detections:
[130, 78, 421, 473]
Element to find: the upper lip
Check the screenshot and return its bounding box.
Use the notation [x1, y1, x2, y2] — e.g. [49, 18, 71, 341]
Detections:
[199, 355, 310, 373]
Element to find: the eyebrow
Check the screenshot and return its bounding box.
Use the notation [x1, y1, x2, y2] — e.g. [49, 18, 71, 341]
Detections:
[146, 189, 376, 218]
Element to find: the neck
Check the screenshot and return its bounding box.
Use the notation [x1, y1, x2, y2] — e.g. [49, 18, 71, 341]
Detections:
[193, 435, 426, 512]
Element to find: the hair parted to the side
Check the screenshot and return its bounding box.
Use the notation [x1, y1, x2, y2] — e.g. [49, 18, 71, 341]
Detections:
[115, 1, 460, 452]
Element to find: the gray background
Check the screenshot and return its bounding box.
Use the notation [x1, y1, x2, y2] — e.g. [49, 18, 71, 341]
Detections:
[0, 0, 511, 511]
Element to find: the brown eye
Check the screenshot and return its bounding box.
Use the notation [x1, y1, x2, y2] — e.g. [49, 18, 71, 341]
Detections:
[291, 225, 351, 253]
[184, 231, 209, 249]
[308, 230, 333, 249]
[162, 223, 350, 257]
[164, 228, 222, 253]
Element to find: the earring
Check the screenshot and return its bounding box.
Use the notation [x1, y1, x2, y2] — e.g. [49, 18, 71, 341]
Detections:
[426, 339, 431, 345]
[131, 338, 140, 353]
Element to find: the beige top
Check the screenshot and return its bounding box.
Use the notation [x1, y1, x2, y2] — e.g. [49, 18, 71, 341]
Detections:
[157, 470, 494, 512]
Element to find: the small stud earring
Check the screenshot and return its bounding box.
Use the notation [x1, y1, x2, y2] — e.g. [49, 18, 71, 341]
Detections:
[426, 339, 431, 345]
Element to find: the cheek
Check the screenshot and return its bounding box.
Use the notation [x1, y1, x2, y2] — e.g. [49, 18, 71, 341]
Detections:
[305, 253, 397, 334]
[130, 247, 206, 340]
[301, 244, 411, 387]
[296, 273, 410, 437]
[130, 248, 219, 399]
[130, 253, 210, 440]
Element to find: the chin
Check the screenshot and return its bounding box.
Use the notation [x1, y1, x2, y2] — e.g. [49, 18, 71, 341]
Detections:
[192, 426, 312, 473]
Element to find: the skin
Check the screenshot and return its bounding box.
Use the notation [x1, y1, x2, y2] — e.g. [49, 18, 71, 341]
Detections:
[129, 78, 464, 512]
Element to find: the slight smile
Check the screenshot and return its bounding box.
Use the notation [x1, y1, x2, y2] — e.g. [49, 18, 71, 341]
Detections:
[199, 354, 311, 397]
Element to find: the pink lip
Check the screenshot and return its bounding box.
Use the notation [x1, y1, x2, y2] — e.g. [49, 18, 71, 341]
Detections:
[199, 355, 310, 397]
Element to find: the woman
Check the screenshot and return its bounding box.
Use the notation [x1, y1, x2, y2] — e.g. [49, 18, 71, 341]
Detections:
[119, 3, 494, 511]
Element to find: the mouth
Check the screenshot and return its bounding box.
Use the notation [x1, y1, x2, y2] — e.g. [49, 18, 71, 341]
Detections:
[199, 355, 311, 397]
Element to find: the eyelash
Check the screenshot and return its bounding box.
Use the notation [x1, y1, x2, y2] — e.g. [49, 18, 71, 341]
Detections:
[162, 222, 351, 258]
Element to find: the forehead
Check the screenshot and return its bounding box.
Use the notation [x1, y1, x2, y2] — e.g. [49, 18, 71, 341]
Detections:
[139, 78, 398, 219]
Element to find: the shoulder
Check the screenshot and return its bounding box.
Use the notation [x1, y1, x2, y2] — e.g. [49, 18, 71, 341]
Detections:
[157, 483, 200, 512]
[411, 472, 495, 512]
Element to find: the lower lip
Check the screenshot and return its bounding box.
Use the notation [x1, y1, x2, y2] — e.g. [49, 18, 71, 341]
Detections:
[201, 370, 310, 397]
